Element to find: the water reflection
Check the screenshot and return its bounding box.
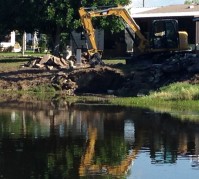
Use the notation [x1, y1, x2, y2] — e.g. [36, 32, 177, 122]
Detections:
[0, 102, 199, 178]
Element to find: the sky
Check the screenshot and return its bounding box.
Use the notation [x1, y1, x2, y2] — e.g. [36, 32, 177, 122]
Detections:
[132, 0, 185, 7]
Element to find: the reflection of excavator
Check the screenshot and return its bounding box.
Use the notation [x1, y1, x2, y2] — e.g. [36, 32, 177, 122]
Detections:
[79, 5, 190, 63]
[79, 125, 142, 177]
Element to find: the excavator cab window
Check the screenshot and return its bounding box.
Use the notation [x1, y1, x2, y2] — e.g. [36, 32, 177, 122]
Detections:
[151, 19, 179, 49]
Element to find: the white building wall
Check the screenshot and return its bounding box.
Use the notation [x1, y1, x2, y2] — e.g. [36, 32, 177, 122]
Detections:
[0, 31, 16, 48]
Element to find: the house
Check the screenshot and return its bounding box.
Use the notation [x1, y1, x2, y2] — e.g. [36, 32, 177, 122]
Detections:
[0, 31, 21, 52]
[131, 4, 199, 52]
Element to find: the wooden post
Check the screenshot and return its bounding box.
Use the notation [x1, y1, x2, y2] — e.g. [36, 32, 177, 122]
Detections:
[22, 32, 26, 56]
[76, 48, 82, 66]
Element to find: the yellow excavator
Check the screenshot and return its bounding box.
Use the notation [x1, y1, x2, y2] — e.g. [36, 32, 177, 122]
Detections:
[78, 5, 190, 64]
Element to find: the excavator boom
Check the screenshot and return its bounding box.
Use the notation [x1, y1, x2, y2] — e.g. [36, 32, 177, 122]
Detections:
[78, 5, 149, 57]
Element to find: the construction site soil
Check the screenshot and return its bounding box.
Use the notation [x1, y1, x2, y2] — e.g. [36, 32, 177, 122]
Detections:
[1, 53, 199, 97]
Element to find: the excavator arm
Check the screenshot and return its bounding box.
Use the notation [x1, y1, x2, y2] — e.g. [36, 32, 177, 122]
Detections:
[79, 7, 99, 56]
[79, 125, 143, 177]
[78, 5, 149, 58]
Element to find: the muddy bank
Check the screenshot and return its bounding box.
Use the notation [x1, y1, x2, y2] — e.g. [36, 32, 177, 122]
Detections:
[0, 53, 199, 97]
[51, 53, 199, 96]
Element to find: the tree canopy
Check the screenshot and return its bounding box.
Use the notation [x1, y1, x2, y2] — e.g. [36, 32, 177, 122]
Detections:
[184, 0, 199, 4]
[0, 0, 131, 51]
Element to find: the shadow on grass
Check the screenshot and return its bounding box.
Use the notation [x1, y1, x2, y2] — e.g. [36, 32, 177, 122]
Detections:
[0, 58, 30, 63]
[0, 68, 57, 82]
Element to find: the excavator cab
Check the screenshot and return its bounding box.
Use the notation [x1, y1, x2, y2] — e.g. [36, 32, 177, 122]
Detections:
[151, 19, 180, 50]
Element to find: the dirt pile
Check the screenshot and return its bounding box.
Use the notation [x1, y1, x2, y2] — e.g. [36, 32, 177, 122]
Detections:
[1, 53, 199, 97]
[119, 53, 199, 96]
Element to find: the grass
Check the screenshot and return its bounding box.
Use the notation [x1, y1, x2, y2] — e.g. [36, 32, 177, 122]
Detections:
[0, 57, 28, 71]
[107, 82, 199, 110]
[0, 51, 45, 57]
[103, 59, 126, 65]
[29, 84, 56, 93]
[107, 96, 199, 121]
[0, 52, 46, 71]
[149, 82, 199, 100]
[108, 96, 199, 109]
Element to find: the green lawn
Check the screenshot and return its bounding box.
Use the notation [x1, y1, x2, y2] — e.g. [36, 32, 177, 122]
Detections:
[0, 52, 46, 71]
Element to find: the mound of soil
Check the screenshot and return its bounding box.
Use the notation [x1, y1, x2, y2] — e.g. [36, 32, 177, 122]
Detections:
[1, 53, 199, 97]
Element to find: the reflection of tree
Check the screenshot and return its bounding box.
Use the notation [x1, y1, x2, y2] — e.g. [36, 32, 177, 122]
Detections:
[0, 137, 84, 179]
[95, 135, 128, 165]
[1, 104, 199, 178]
[132, 110, 199, 165]
[0, 108, 84, 178]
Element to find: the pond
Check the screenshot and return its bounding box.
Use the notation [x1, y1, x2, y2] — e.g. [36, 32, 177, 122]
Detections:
[0, 100, 199, 179]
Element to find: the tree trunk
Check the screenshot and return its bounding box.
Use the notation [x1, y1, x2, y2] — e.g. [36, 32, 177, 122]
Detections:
[52, 24, 61, 56]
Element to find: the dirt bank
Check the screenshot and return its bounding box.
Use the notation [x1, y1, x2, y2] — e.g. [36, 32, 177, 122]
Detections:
[0, 53, 199, 97]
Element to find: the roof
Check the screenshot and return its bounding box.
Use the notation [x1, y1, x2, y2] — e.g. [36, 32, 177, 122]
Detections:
[128, 7, 158, 14]
[132, 4, 199, 18]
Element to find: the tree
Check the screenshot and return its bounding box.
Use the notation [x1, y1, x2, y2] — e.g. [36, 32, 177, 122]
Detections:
[38, 0, 131, 54]
[0, 0, 131, 54]
[0, 0, 78, 53]
[184, 0, 199, 4]
[80, 0, 132, 33]
[0, 0, 39, 33]
[37, 0, 76, 54]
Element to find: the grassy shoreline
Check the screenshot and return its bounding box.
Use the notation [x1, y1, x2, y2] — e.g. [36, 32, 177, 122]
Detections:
[0, 82, 199, 109]
[0, 89, 199, 122]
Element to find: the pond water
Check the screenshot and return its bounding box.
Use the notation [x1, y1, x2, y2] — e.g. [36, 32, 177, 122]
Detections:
[0, 101, 199, 179]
